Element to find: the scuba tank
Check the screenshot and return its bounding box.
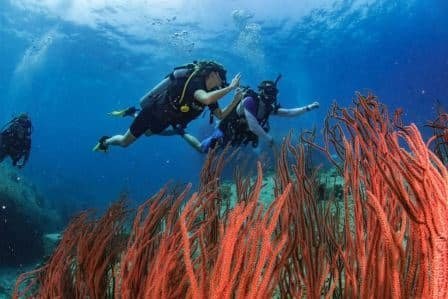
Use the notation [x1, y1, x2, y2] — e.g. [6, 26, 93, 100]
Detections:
[139, 64, 197, 110]
[139, 77, 171, 109]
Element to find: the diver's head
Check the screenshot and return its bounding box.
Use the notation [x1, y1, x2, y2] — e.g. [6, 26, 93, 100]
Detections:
[199, 60, 228, 89]
[258, 80, 278, 105]
[14, 113, 31, 131]
[17, 113, 29, 121]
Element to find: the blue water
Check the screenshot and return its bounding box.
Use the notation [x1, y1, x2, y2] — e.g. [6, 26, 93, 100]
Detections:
[1, 0, 447, 213]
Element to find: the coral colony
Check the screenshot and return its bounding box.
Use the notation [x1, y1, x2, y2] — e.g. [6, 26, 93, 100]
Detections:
[13, 94, 448, 298]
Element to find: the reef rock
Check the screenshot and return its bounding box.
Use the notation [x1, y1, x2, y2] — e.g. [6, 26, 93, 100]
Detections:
[0, 164, 60, 266]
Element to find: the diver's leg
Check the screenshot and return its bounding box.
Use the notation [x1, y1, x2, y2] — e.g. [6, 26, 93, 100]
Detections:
[94, 107, 153, 152]
[153, 127, 203, 152]
[106, 106, 152, 147]
[104, 130, 137, 148]
[93, 129, 138, 152]
[182, 133, 203, 153]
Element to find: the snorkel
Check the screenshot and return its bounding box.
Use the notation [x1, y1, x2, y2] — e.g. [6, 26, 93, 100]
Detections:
[274, 73, 282, 86]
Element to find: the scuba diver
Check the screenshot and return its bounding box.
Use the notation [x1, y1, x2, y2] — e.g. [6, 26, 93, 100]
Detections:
[194, 75, 320, 153]
[93, 60, 241, 152]
[0, 113, 32, 168]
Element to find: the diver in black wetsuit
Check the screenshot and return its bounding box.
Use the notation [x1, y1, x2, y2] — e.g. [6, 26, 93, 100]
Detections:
[93, 60, 242, 152]
[0, 114, 32, 168]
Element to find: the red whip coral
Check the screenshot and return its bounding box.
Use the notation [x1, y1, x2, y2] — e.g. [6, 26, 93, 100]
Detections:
[13, 94, 448, 298]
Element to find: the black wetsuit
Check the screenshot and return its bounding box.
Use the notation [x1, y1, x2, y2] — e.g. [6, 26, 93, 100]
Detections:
[0, 118, 32, 167]
[129, 77, 218, 138]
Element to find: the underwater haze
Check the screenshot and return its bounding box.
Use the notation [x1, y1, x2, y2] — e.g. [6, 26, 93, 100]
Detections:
[1, 0, 447, 222]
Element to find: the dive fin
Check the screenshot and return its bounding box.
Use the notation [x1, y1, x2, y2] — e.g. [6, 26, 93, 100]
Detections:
[107, 106, 139, 117]
[92, 136, 110, 153]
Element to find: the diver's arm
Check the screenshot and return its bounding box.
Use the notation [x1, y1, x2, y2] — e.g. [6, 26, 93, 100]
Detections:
[194, 73, 241, 105]
[213, 89, 244, 120]
[18, 152, 29, 168]
[12, 155, 22, 168]
[244, 108, 273, 144]
[275, 101, 320, 117]
[14, 149, 30, 168]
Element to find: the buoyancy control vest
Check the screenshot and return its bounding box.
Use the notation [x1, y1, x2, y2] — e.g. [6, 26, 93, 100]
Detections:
[218, 88, 277, 147]
[139, 62, 216, 129]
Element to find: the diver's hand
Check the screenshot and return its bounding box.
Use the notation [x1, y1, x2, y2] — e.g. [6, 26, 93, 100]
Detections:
[229, 73, 241, 90]
[306, 101, 320, 111]
[233, 88, 244, 103]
